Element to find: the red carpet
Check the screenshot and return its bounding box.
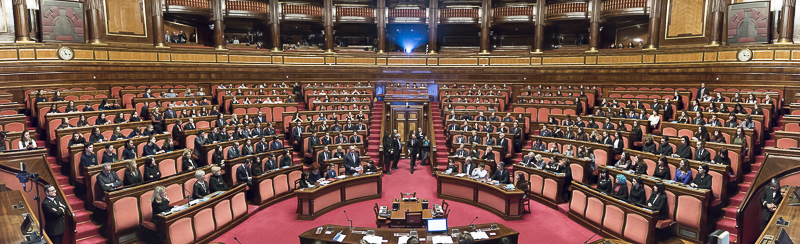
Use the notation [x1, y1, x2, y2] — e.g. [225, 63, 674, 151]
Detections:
[213, 159, 598, 243]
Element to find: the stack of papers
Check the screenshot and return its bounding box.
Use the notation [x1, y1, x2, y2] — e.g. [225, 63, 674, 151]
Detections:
[361, 236, 383, 244]
[454, 173, 467, 177]
[431, 235, 454, 243]
[470, 232, 490, 240]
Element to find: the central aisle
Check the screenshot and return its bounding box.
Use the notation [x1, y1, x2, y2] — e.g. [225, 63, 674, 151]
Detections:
[213, 159, 597, 243]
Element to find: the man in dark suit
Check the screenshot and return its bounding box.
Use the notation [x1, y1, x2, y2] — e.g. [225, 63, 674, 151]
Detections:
[468, 131, 481, 144]
[97, 163, 122, 201]
[454, 132, 467, 144]
[462, 158, 478, 175]
[696, 83, 708, 100]
[490, 162, 510, 184]
[320, 132, 332, 145]
[760, 178, 783, 230]
[483, 121, 495, 133]
[344, 120, 356, 131]
[269, 136, 283, 150]
[694, 140, 711, 162]
[254, 111, 268, 124]
[343, 146, 361, 175]
[193, 131, 209, 159]
[356, 120, 367, 131]
[43, 185, 66, 244]
[228, 141, 241, 159]
[539, 125, 552, 137]
[334, 133, 348, 144]
[292, 122, 304, 150]
[383, 134, 397, 175]
[460, 112, 472, 121]
[391, 132, 402, 170]
[307, 133, 321, 154]
[318, 146, 332, 163]
[349, 134, 361, 143]
[497, 133, 509, 153]
[184, 118, 196, 130]
[164, 105, 178, 119]
[251, 123, 263, 137]
[407, 134, 420, 174]
[708, 114, 722, 127]
[236, 160, 253, 187]
[481, 147, 496, 161]
[521, 152, 535, 167]
[603, 117, 615, 130]
[455, 144, 469, 157]
[448, 122, 460, 132]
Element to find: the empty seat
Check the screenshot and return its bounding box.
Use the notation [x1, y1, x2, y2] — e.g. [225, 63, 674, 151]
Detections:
[214, 200, 233, 227]
[232, 192, 247, 218]
[569, 190, 587, 217]
[602, 205, 624, 236]
[169, 218, 194, 244]
[113, 197, 140, 233]
[585, 197, 604, 225]
[193, 208, 216, 241]
[624, 213, 651, 244]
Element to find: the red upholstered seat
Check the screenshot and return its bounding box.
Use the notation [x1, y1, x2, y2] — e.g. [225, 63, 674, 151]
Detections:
[232, 192, 247, 218]
[193, 208, 216, 240]
[90, 175, 107, 210]
[655, 219, 674, 229]
[569, 190, 587, 217]
[569, 164, 584, 183]
[259, 179, 275, 201]
[543, 179, 558, 202]
[602, 205, 624, 236]
[169, 218, 194, 244]
[214, 200, 233, 227]
[160, 159, 178, 178]
[624, 213, 651, 243]
[113, 197, 140, 233]
[529, 174, 543, 195]
[585, 197, 604, 225]
[288, 171, 302, 192]
[274, 174, 289, 196]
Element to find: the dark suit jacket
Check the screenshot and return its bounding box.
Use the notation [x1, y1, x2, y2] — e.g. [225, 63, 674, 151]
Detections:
[236, 165, 251, 184]
[193, 180, 210, 199]
[42, 197, 66, 236]
[690, 174, 713, 189]
[318, 151, 331, 163]
[695, 148, 710, 162]
[97, 172, 122, 192]
[343, 153, 360, 174]
[647, 193, 669, 219]
[490, 169, 510, 184]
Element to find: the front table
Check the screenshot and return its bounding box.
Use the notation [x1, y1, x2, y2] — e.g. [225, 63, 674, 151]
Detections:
[436, 172, 525, 220]
[299, 223, 520, 244]
[296, 172, 383, 220]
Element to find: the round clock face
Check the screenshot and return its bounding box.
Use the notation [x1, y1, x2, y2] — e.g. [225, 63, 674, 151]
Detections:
[58, 47, 74, 60]
[737, 49, 752, 62]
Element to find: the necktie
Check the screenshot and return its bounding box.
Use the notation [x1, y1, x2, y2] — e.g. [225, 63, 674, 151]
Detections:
[200, 182, 206, 192]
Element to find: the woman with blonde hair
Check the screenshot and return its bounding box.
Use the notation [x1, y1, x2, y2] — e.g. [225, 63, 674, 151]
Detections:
[151, 186, 170, 225]
[123, 160, 143, 186]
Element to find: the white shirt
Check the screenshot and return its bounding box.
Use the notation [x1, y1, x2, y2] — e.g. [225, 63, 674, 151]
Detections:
[18, 139, 37, 149]
[648, 115, 660, 128]
[472, 169, 488, 179]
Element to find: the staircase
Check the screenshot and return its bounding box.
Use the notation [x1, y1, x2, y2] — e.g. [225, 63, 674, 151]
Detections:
[431, 102, 447, 170]
[26, 112, 107, 244]
[366, 102, 383, 160]
[713, 117, 784, 243]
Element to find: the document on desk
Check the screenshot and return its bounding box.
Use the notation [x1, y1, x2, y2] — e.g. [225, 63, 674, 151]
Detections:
[333, 233, 346, 242]
[431, 235, 454, 243]
[469, 232, 489, 240]
[399, 236, 411, 243]
[362, 235, 383, 243]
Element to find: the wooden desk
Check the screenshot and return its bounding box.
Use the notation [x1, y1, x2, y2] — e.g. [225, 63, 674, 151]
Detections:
[296, 172, 383, 220]
[0, 190, 53, 244]
[298, 223, 520, 244]
[568, 183, 659, 244]
[436, 172, 525, 220]
[757, 186, 800, 244]
[512, 164, 567, 208]
[251, 165, 303, 207]
[379, 198, 435, 228]
[310, 102, 371, 111]
[154, 185, 249, 244]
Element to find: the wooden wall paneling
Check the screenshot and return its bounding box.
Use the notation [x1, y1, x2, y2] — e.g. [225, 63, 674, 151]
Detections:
[660, 0, 711, 45]
[100, 0, 153, 43]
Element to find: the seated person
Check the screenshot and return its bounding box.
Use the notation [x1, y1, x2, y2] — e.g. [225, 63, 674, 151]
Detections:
[611, 174, 628, 200]
[689, 164, 713, 189]
[97, 163, 122, 201]
[192, 170, 209, 199]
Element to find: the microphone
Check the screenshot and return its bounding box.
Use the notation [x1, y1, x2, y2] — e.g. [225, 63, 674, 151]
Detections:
[584, 226, 602, 244]
[233, 237, 242, 244]
[16, 162, 30, 188]
[344, 210, 353, 231]
[469, 216, 478, 229]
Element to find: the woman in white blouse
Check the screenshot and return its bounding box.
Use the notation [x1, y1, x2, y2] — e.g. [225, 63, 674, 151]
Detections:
[472, 163, 488, 179]
[648, 110, 661, 129]
[18, 131, 37, 150]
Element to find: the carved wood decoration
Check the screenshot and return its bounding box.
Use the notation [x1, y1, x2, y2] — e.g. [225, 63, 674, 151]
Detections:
[665, 0, 706, 38]
[0, 0, 14, 42]
[104, 0, 148, 37]
[727, 2, 770, 44]
[40, 0, 85, 43]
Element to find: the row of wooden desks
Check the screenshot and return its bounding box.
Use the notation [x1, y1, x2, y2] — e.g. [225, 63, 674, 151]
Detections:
[296, 172, 383, 220]
[299, 223, 519, 244]
[435, 172, 526, 220]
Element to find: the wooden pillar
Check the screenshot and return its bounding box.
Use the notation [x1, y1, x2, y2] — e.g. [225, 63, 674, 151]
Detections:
[479, 0, 491, 53]
[777, 0, 796, 44]
[86, 0, 104, 44]
[707, 0, 725, 46]
[533, 0, 546, 53]
[428, 0, 438, 53]
[376, 0, 386, 53]
[324, 0, 334, 53]
[645, 0, 661, 49]
[586, 0, 601, 52]
[12, 0, 31, 42]
[212, 0, 226, 50]
[152, 0, 168, 48]
[270, 0, 282, 51]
